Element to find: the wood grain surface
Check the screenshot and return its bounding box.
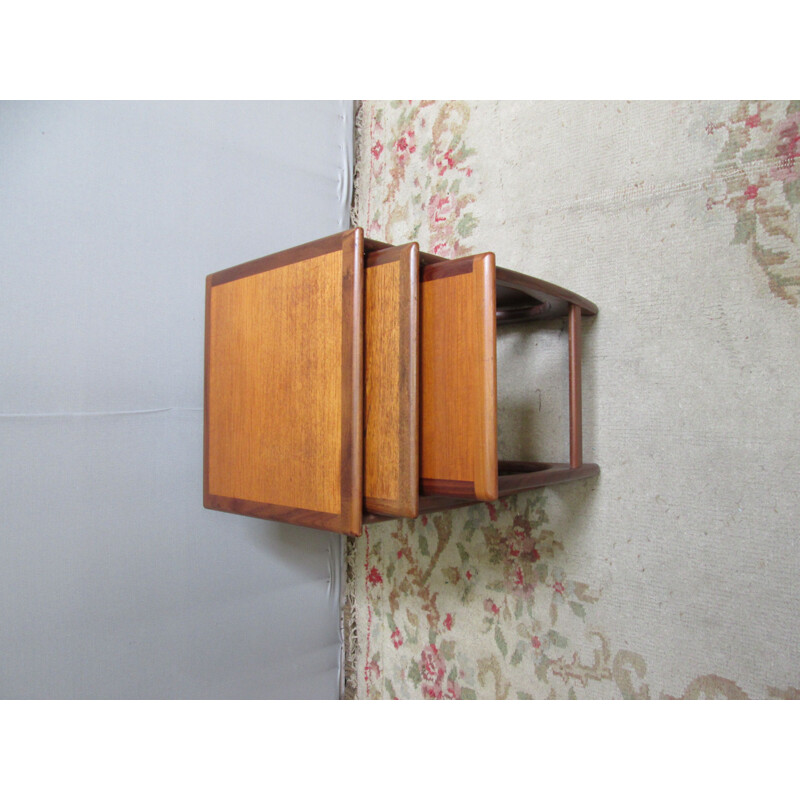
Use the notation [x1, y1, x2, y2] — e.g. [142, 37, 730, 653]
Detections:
[363, 244, 419, 518]
[204, 229, 364, 536]
[420, 253, 498, 501]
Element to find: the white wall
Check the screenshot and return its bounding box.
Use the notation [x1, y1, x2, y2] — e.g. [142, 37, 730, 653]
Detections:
[0, 101, 352, 698]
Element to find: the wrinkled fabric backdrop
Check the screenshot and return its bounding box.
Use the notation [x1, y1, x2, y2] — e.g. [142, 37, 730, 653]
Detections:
[343, 100, 800, 699]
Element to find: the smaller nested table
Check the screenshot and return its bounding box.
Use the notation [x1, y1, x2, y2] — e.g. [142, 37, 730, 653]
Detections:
[204, 229, 598, 536]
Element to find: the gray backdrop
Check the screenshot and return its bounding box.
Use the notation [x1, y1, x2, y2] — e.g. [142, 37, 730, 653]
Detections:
[0, 101, 352, 698]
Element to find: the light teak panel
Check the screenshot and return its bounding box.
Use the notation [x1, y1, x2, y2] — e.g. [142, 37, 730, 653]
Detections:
[204, 230, 363, 536]
[420, 253, 498, 501]
[363, 244, 419, 518]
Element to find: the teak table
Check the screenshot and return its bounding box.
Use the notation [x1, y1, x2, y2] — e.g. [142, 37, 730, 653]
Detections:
[204, 229, 598, 536]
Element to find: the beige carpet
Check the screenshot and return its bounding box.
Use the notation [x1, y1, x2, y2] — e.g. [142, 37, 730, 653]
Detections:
[344, 100, 800, 699]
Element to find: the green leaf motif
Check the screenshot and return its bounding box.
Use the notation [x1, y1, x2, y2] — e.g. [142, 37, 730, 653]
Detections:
[784, 179, 800, 206]
[495, 625, 508, 658]
[457, 212, 479, 239]
[419, 535, 429, 557]
[457, 543, 469, 564]
[441, 639, 456, 661]
[547, 629, 569, 649]
[461, 688, 477, 700]
[569, 601, 586, 619]
[742, 148, 767, 163]
[717, 127, 750, 164]
[754, 242, 789, 267]
[408, 661, 422, 687]
[510, 642, 525, 667]
[733, 211, 756, 244]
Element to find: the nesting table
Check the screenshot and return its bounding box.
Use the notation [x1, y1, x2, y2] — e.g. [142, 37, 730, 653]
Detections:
[204, 229, 598, 536]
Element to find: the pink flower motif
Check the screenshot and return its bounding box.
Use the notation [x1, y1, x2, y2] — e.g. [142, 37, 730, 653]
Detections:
[367, 567, 383, 585]
[553, 581, 565, 595]
[436, 148, 456, 175]
[367, 659, 381, 682]
[484, 599, 500, 615]
[466, 570, 472, 580]
[532, 636, 541, 649]
[445, 680, 461, 700]
[421, 515, 428, 526]
[514, 567, 525, 586]
[771, 113, 800, 182]
[430, 193, 453, 223]
[419, 642, 458, 700]
[486, 503, 498, 521]
[397, 549, 403, 559]
[444, 613, 454, 631]
[420, 644, 446, 683]
[391, 628, 403, 649]
[371, 141, 383, 160]
[395, 136, 408, 152]
[745, 113, 761, 128]
[744, 184, 759, 199]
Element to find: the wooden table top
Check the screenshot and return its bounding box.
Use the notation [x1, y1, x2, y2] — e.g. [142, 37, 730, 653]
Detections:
[363, 243, 420, 519]
[204, 229, 364, 535]
[204, 229, 598, 535]
[420, 252, 499, 502]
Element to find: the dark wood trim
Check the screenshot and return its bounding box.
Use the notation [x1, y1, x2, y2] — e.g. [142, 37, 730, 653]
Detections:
[363, 242, 419, 519]
[421, 256, 474, 283]
[476, 253, 499, 501]
[365, 243, 412, 269]
[364, 462, 600, 524]
[364, 497, 414, 518]
[341, 228, 364, 535]
[497, 461, 598, 494]
[364, 236, 392, 253]
[420, 478, 476, 498]
[204, 493, 345, 533]
[495, 267, 598, 321]
[418, 250, 447, 267]
[203, 274, 212, 508]
[210, 230, 356, 286]
[498, 460, 552, 474]
[568, 303, 583, 469]
[365, 236, 444, 268]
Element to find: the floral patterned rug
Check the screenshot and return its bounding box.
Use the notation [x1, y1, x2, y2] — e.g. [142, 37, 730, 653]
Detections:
[343, 100, 800, 699]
